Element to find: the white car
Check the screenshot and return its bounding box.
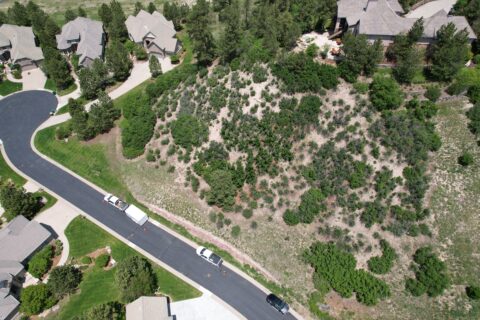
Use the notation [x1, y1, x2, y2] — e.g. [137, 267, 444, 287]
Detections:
[104, 194, 129, 211]
[196, 246, 223, 267]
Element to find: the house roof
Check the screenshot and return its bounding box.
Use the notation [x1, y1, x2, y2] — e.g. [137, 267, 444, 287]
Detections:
[0, 261, 24, 278]
[0, 24, 43, 62]
[125, 10, 177, 52]
[338, 0, 404, 26]
[126, 296, 173, 320]
[56, 17, 104, 67]
[0, 215, 51, 263]
[0, 294, 19, 320]
[338, 0, 477, 40]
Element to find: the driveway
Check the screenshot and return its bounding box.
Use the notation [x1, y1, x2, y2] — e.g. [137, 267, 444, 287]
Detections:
[405, 0, 457, 18]
[21, 68, 47, 91]
[0, 90, 299, 320]
[170, 289, 242, 320]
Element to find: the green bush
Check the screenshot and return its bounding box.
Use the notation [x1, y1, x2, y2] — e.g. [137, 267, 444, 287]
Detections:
[369, 75, 404, 111]
[20, 284, 57, 315]
[406, 247, 449, 297]
[305, 43, 319, 58]
[361, 201, 387, 227]
[283, 209, 300, 226]
[231, 225, 241, 238]
[424, 85, 441, 102]
[77, 301, 125, 320]
[27, 245, 53, 279]
[467, 102, 480, 135]
[242, 208, 253, 219]
[80, 256, 92, 264]
[252, 65, 268, 83]
[171, 115, 209, 149]
[466, 285, 480, 300]
[115, 256, 156, 303]
[458, 152, 474, 166]
[170, 54, 180, 64]
[47, 265, 82, 298]
[272, 52, 338, 93]
[95, 254, 110, 268]
[367, 240, 397, 274]
[304, 242, 390, 306]
[353, 82, 369, 94]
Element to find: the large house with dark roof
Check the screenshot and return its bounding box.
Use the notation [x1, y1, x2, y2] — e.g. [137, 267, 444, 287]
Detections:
[0, 24, 44, 69]
[56, 17, 105, 68]
[336, 0, 477, 45]
[0, 216, 52, 320]
[125, 10, 180, 58]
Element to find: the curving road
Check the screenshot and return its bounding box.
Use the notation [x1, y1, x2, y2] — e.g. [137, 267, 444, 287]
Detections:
[0, 91, 297, 320]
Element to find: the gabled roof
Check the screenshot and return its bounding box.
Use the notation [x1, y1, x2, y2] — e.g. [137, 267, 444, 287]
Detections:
[56, 17, 104, 66]
[0, 261, 24, 278]
[0, 215, 51, 263]
[125, 10, 177, 52]
[0, 24, 43, 62]
[338, 0, 477, 40]
[126, 296, 173, 320]
[0, 294, 19, 320]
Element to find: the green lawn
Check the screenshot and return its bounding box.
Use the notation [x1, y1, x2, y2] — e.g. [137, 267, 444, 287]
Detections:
[34, 126, 131, 200]
[0, 152, 26, 185]
[44, 79, 78, 96]
[0, 80, 22, 96]
[35, 190, 58, 213]
[52, 216, 201, 319]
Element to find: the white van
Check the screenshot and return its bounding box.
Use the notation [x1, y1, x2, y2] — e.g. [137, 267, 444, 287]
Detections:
[124, 204, 149, 226]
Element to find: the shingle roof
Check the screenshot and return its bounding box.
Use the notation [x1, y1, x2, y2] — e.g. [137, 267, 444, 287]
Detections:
[125, 10, 178, 53]
[126, 296, 173, 320]
[0, 261, 24, 278]
[0, 294, 19, 320]
[0, 24, 43, 63]
[338, 0, 477, 40]
[56, 17, 104, 67]
[0, 215, 51, 263]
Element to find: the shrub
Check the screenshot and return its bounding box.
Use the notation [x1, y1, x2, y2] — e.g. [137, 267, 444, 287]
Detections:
[467, 102, 480, 135]
[353, 82, 369, 94]
[252, 65, 268, 83]
[171, 115, 209, 149]
[47, 265, 82, 298]
[367, 240, 397, 274]
[54, 240, 63, 257]
[458, 152, 474, 166]
[170, 54, 180, 64]
[361, 201, 387, 227]
[20, 284, 56, 315]
[424, 85, 441, 102]
[283, 209, 299, 226]
[369, 75, 404, 111]
[466, 285, 480, 300]
[95, 254, 110, 268]
[78, 301, 125, 320]
[55, 123, 72, 140]
[231, 225, 241, 238]
[406, 247, 449, 297]
[242, 208, 253, 219]
[304, 242, 390, 305]
[296, 188, 326, 224]
[305, 43, 319, 58]
[27, 245, 53, 279]
[80, 256, 92, 264]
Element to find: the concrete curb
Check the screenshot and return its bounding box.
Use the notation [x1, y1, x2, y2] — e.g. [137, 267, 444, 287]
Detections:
[2, 90, 305, 319]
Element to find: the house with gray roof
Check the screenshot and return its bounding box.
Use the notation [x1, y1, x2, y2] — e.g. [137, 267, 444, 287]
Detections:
[125, 10, 180, 58]
[336, 0, 477, 45]
[56, 17, 105, 68]
[126, 296, 173, 320]
[0, 216, 52, 320]
[0, 24, 44, 69]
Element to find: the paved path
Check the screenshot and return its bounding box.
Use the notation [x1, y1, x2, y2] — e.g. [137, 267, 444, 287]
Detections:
[0, 91, 299, 320]
[405, 0, 456, 18]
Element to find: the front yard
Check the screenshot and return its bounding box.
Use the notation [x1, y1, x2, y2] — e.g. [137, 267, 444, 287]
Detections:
[0, 79, 22, 96]
[48, 216, 201, 319]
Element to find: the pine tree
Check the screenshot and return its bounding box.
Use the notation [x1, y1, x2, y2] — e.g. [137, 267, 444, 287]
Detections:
[77, 6, 87, 17]
[147, 2, 157, 14]
[98, 4, 112, 29]
[65, 9, 77, 22]
[106, 40, 132, 80]
[8, 1, 30, 26]
[134, 1, 144, 15]
[187, 0, 216, 65]
[43, 47, 73, 90]
[218, 0, 242, 62]
[109, 0, 128, 41]
[0, 183, 40, 221]
[149, 55, 162, 78]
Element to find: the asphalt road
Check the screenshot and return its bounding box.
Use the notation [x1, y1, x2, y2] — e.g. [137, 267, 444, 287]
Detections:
[0, 91, 298, 320]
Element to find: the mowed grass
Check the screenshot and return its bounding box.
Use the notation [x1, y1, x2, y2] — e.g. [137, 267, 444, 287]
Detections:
[34, 126, 131, 199]
[0, 151, 26, 185]
[44, 79, 78, 96]
[52, 216, 201, 319]
[0, 80, 22, 96]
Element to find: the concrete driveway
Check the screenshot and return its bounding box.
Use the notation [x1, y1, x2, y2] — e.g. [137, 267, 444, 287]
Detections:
[406, 0, 457, 18]
[21, 68, 47, 91]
